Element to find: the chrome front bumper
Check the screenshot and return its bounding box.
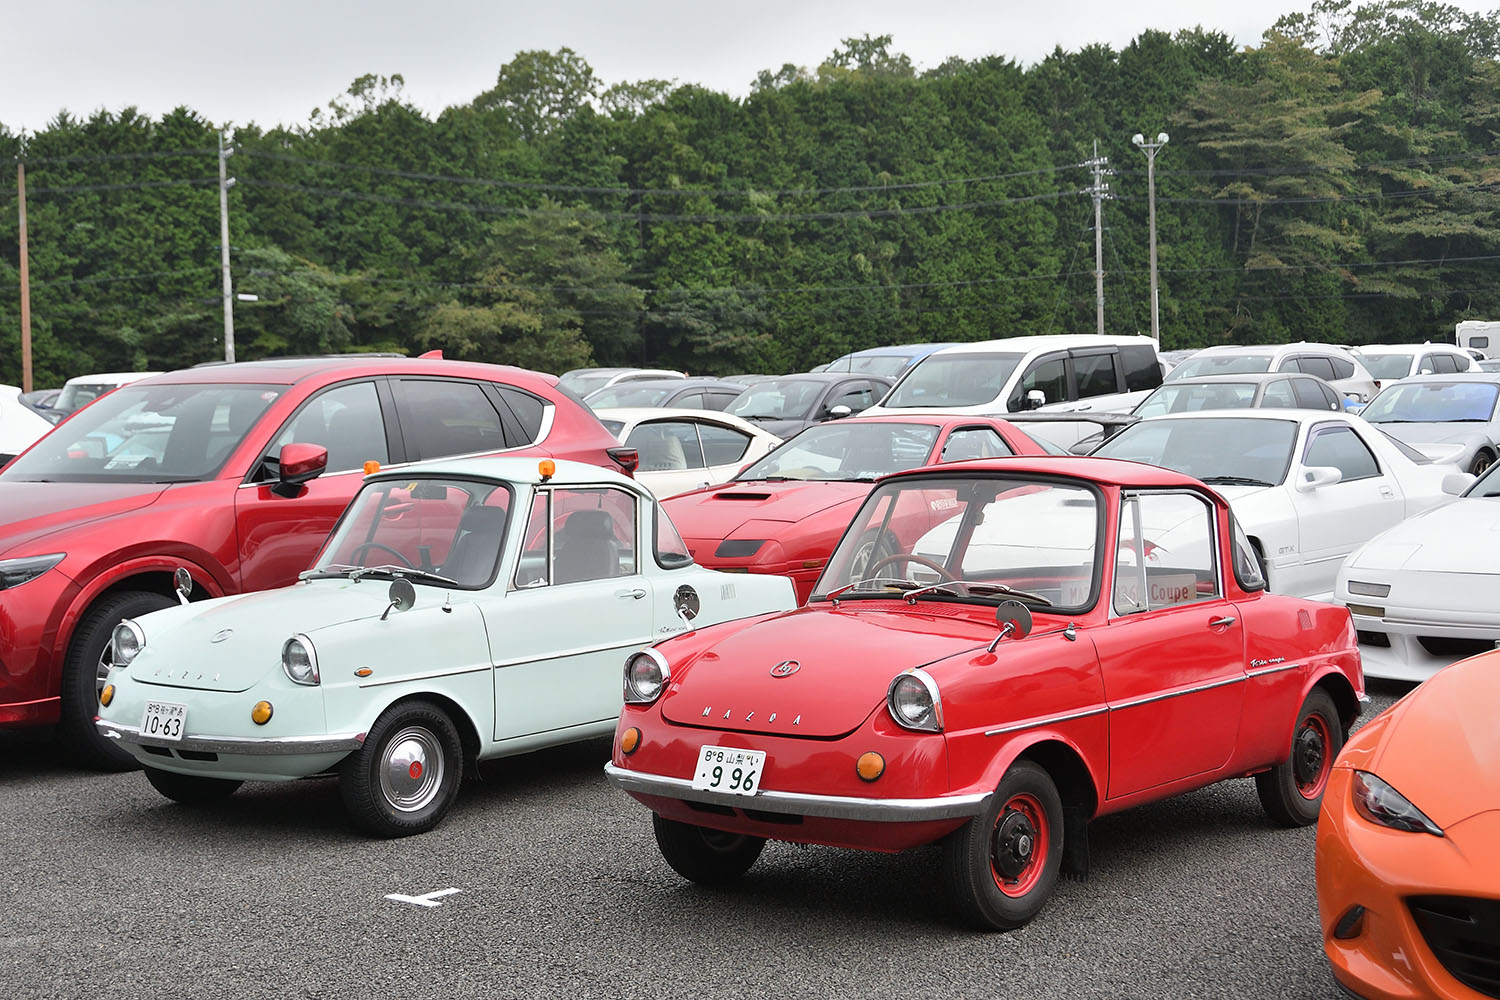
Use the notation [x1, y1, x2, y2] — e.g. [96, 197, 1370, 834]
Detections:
[603, 762, 990, 823]
[96, 718, 363, 756]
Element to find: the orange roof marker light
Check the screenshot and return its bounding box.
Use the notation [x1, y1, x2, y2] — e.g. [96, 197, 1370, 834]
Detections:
[538, 460, 556, 482]
[363, 461, 381, 475]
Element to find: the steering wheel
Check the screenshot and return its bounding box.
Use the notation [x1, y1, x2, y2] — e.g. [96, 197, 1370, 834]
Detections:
[349, 542, 415, 567]
[864, 552, 956, 582]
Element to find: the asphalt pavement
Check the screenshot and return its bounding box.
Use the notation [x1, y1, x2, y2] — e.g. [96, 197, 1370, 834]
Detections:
[0, 682, 1406, 999]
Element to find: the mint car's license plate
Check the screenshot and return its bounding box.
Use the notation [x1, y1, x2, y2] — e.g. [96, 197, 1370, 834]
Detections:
[691, 745, 766, 795]
[140, 701, 187, 741]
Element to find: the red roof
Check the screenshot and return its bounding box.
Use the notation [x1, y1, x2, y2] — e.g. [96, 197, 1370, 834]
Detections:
[145, 356, 558, 390]
[887, 455, 1212, 491]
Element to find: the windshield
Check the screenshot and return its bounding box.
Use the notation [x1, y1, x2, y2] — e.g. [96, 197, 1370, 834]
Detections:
[1466, 460, 1500, 497]
[585, 385, 674, 408]
[727, 380, 825, 421]
[312, 477, 514, 588]
[1093, 417, 1299, 487]
[812, 475, 1100, 612]
[2, 382, 283, 483]
[1362, 354, 1415, 380]
[828, 355, 910, 377]
[738, 422, 940, 481]
[1135, 382, 1256, 417]
[1165, 354, 1273, 381]
[883, 353, 1024, 408]
[1361, 381, 1499, 423]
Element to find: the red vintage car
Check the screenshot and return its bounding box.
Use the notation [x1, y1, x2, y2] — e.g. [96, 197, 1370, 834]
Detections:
[662, 415, 1049, 603]
[606, 457, 1365, 930]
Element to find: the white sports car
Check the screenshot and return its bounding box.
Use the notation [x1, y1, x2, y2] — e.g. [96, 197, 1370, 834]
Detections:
[1337, 461, 1500, 681]
[1091, 410, 1469, 601]
[593, 407, 781, 499]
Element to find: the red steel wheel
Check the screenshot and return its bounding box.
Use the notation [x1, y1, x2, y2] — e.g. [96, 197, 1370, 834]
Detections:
[1293, 712, 1333, 800]
[991, 792, 1050, 898]
[1256, 687, 1344, 827]
[943, 760, 1064, 931]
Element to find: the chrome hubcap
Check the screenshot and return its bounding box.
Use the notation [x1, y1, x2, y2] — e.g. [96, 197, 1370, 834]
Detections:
[378, 726, 444, 812]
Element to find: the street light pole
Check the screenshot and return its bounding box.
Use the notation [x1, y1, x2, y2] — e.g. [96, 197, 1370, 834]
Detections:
[1132, 131, 1169, 344]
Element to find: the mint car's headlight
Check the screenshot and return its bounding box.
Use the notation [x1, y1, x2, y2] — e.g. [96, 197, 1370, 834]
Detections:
[1352, 770, 1443, 836]
[887, 669, 943, 732]
[282, 634, 320, 686]
[111, 620, 145, 667]
[0, 553, 65, 591]
[624, 649, 670, 704]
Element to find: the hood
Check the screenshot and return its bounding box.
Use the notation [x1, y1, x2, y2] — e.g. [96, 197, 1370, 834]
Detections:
[1369, 652, 1500, 827]
[1202, 483, 1272, 503]
[1374, 422, 1480, 448]
[0, 480, 167, 556]
[659, 604, 993, 737]
[665, 480, 872, 538]
[1345, 498, 1497, 574]
[124, 580, 401, 693]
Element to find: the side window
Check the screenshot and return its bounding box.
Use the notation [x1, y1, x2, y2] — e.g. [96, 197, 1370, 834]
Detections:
[1008, 354, 1068, 409]
[1299, 356, 1338, 381]
[512, 492, 551, 589]
[1304, 424, 1381, 482]
[1230, 517, 1266, 592]
[1277, 356, 1302, 373]
[675, 392, 706, 410]
[1470, 336, 1490, 349]
[829, 382, 875, 414]
[705, 392, 738, 411]
[1114, 492, 1220, 615]
[1320, 383, 1342, 410]
[627, 421, 706, 471]
[521, 487, 639, 586]
[1328, 356, 1356, 380]
[1073, 353, 1119, 399]
[1261, 380, 1298, 408]
[494, 385, 547, 443]
[1291, 378, 1332, 410]
[940, 427, 1014, 462]
[268, 380, 388, 475]
[1432, 353, 1460, 374]
[654, 503, 694, 569]
[395, 380, 508, 460]
[1119, 345, 1164, 392]
[698, 423, 753, 465]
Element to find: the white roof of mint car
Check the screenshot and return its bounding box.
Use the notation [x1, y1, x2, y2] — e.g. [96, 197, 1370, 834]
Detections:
[368, 455, 645, 493]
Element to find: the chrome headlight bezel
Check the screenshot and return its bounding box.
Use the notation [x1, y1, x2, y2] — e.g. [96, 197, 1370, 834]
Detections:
[1351, 770, 1443, 836]
[111, 619, 145, 668]
[624, 648, 670, 705]
[887, 668, 943, 732]
[0, 553, 65, 592]
[282, 634, 320, 686]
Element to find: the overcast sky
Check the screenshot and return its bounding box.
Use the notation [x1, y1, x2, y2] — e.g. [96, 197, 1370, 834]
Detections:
[4, 0, 1496, 134]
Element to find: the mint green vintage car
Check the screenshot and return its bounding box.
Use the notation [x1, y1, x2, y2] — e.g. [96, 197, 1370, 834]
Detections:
[95, 456, 795, 836]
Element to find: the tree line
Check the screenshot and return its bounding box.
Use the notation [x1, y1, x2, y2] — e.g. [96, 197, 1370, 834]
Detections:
[2, 0, 1499, 387]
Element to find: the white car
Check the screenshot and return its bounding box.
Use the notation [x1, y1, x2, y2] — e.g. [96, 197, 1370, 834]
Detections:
[1165, 344, 1377, 404]
[0, 384, 59, 464]
[52, 370, 163, 416]
[94, 456, 795, 836]
[1337, 463, 1500, 681]
[593, 407, 781, 499]
[1091, 410, 1468, 601]
[1356, 343, 1478, 390]
[557, 367, 685, 398]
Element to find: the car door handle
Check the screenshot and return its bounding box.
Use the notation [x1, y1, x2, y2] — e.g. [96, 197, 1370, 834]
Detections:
[1208, 616, 1236, 629]
[616, 588, 647, 600]
[1379, 485, 1394, 499]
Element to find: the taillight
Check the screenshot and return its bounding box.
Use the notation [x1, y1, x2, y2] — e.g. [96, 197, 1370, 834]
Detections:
[607, 446, 639, 477]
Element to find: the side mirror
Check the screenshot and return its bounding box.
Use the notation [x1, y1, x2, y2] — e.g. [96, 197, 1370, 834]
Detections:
[380, 577, 417, 621]
[1025, 389, 1047, 410]
[987, 600, 1034, 652]
[1443, 472, 1476, 496]
[1419, 368, 1433, 375]
[1296, 466, 1343, 493]
[173, 567, 193, 605]
[270, 442, 329, 498]
[826, 404, 853, 420]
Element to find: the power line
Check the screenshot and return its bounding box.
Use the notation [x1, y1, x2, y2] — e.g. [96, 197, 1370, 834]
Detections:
[25, 177, 219, 196]
[10, 149, 215, 167]
[1114, 147, 1500, 179]
[1116, 180, 1500, 206]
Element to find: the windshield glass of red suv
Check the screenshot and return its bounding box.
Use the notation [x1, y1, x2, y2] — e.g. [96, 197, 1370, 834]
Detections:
[3, 383, 284, 483]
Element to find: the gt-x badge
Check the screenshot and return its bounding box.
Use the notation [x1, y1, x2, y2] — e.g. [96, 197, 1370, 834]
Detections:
[769, 659, 800, 678]
[209, 629, 234, 643]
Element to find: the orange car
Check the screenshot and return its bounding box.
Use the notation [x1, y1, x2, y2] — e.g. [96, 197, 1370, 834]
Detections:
[1316, 650, 1500, 999]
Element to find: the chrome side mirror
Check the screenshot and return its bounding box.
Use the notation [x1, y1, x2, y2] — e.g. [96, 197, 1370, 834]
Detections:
[173, 567, 193, 605]
[381, 578, 417, 621]
[987, 600, 1034, 652]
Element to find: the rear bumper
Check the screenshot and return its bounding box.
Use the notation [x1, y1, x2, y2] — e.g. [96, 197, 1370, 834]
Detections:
[96, 717, 363, 756]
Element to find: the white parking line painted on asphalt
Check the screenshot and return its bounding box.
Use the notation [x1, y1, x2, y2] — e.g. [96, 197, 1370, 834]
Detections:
[385, 887, 464, 908]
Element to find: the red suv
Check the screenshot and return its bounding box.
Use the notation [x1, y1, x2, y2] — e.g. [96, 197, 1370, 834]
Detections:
[0, 356, 634, 767]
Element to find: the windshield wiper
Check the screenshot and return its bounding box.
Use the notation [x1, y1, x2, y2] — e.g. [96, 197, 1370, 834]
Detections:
[821, 577, 926, 602]
[1201, 475, 1275, 487]
[299, 563, 458, 586]
[299, 563, 359, 581]
[903, 579, 1054, 606]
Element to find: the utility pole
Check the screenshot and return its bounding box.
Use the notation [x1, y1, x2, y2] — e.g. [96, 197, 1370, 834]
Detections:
[1132, 132, 1169, 344]
[1085, 140, 1110, 337]
[218, 129, 235, 363]
[17, 163, 32, 392]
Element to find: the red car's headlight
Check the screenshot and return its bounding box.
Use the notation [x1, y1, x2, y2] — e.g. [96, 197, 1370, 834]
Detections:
[887, 669, 943, 732]
[624, 649, 670, 704]
[1351, 770, 1443, 836]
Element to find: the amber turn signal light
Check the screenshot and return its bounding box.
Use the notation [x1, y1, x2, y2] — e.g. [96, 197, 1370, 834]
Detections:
[621, 727, 642, 755]
[856, 751, 885, 782]
[99, 684, 114, 707]
[251, 701, 274, 725]
[354, 667, 373, 677]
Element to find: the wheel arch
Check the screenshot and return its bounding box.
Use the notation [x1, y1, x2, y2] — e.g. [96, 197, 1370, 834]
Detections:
[1013, 737, 1100, 819]
[1310, 669, 1360, 738]
[371, 691, 482, 767]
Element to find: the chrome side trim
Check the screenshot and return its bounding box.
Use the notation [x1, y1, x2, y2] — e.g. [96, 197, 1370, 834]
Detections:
[360, 664, 492, 688]
[603, 763, 989, 822]
[1109, 674, 1244, 711]
[490, 639, 646, 671]
[984, 704, 1107, 737]
[1246, 662, 1298, 679]
[96, 718, 362, 756]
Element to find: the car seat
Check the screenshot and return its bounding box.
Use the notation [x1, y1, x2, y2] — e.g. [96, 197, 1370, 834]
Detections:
[553, 509, 622, 584]
[442, 505, 508, 586]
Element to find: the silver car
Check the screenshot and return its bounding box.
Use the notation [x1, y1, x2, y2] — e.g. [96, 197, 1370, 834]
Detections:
[1360, 373, 1500, 475]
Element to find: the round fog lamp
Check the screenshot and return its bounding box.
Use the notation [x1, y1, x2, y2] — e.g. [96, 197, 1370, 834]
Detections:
[856, 751, 885, 782]
[621, 727, 642, 755]
[99, 684, 114, 707]
[251, 701, 274, 725]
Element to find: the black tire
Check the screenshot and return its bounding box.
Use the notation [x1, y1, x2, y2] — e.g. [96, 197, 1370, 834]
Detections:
[651, 814, 765, 885]
[339, 699, 463, 838]
[1470, 450, 1494, 476]
[1256, 687, 1344, 827]
[144, 767, 242, 804]
[60, 590, 177, 771]
[942, 760, 1064, 931]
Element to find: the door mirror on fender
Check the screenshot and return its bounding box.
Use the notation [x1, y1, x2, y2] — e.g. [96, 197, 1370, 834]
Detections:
[270, 442, 328, 497]
[1295, 466, 1342, 493]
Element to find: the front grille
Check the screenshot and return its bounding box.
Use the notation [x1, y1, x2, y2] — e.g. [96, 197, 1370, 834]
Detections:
[1409, 895, 1500, 997]
[1417, 636, 1496, 658]
[1357, 630, 1391, 648]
